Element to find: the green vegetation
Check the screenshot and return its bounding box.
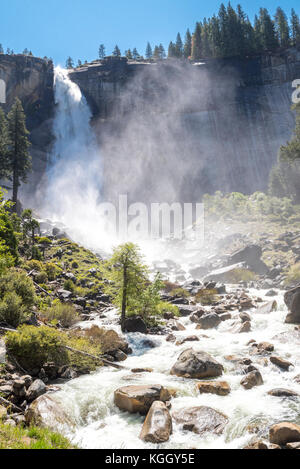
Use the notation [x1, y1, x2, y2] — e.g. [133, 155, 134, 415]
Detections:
[224, 268, 257, 283]
[41, 301, 79, 328]
[5, 325, 102, 372]
[269, 101, 300, 203]
[203, 191, 296, 222]
[195, 289, 219, 305]
[104, 243, 176, 329]
[0, 423, 75, 449]
[284, 263, 300, 286]
[0, 268, 35, 327]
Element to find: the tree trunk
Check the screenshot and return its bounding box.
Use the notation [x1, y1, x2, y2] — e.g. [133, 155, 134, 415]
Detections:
[121, 264, 128, 332]
[12, 167, 18, 213]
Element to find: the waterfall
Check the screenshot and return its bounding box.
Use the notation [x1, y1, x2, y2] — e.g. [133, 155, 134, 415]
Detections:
[44, 67, 114, 252]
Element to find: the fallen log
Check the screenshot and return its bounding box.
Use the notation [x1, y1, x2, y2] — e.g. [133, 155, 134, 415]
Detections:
[0, 395, 23, 414]
[63, 345, 125, 370]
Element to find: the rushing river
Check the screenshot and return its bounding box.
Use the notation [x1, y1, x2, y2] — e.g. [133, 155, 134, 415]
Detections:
[50, 289, 300, 449]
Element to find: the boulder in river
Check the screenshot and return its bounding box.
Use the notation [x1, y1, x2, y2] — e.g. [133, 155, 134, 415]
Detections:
[196, 380, 231, 396]
[226, 244, 269, 275]
[203, 263, 247, 284]
[114, 384, 172, 415]
[269, 422, 300, 445]
[270, 356, 293, 371]
[284, 285, 300, 324]
[124, 317, 147, 334]
[139, 401, 172, 443]
[195, 312, 221, 330]
[26, 379, 47, 402]
[173, 406, 228, 436]
[240, 370, 263, 389]
[25, 395, 74, 432]
[268, 388, 298, 397]
[170, 348, 223, 379]
[254, 300, 277, 315]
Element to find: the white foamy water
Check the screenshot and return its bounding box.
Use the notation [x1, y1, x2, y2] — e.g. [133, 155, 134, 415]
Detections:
[51, 290, 300, 449]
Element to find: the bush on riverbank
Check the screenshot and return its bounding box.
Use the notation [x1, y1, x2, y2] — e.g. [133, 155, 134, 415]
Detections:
[41, 301, 79, 328]
[284, 262, 300, 287]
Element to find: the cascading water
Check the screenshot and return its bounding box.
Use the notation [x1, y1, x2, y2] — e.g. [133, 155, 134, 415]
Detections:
[49, 289, 300, 449]
[44, 66, 114, 253]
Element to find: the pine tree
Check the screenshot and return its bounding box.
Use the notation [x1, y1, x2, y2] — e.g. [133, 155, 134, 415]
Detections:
[168, 41, 176, 58]
[0, 108, 9, 179]
[175, 33, 183, 58]
[0, 44, 4, 54]
[99, 44, 105, 59]
[274, 7, 290, 48]
[112, 45, 121, 57]
[77, 59, 82, 67]
[6, 99, 31, 211]
[191, 23, 202, 61]
[153, 46, 161, 61]
[132, 48, 139, 60]
[158, 44, 166, 59]
[259, 8, 279, 51]
[145, 42, 153, 60]
[291, 9, 300, 46]
[183, 29, 192, 58]
[125, 49, 133, 60]
[65, 57, 74, 69]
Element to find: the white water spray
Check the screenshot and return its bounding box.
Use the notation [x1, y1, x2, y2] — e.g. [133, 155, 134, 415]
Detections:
[44, 66, 114, 253]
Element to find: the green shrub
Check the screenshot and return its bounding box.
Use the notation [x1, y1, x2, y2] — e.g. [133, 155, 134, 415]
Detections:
[225, 268, 256, 283]
[169, 287, 189, 298]
[63, 279, 75, 292]
[0, 269, 35, 308]
[45, 262, 61, 281]
[42, 302, 79, 328]
[195, 288, 219, 305]
[156, 302, 179, 316]
[284, 263, 300, 286]
[31, 246, 42, 261]
[5, 325, 68, 370]
[0, 291, 26, 328]
[0, 423, 75, 449]
[35, 271, 48, 284]
[25, 259, 44, 272]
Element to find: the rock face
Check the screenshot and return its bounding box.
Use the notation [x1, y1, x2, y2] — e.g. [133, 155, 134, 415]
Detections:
[226, 245, 268, 275]
[203, 263, 247, 283]
[173, 406, 228, 435]
[114, 385, 171, 415]
[0, 54, 54, 195]
[269, 422, 300, 445]
[170, 349, 223, 379]
[69, 51, 299, 199]
[284, 286, 300, 324]
[25, 395, 74, 432]
[139, 401, 172, 443]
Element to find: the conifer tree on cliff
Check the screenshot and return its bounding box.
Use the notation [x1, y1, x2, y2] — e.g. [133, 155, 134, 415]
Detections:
[6, 98, 31, 212]
[0, 107, 9, 179]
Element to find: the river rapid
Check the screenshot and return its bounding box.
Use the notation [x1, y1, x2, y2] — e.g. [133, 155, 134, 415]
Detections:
[50, 288, 300, 449]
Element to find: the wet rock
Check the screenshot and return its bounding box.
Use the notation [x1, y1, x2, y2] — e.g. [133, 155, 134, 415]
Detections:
[270, 356, 293, 371]
[237, 321, 251, 333]
[286, 442, 300, 449]
[114, 385, 171, 415]
[175, 335, 199, 346]
[112, 350, 128, 362]
[293, 374, 300, 384]
[25, 395, 74, 431]
[173, 406, 228, 436]
[219, 312, 232, 321]
[196, 380, 231, 396]
[26, 379, 47, 402]
[166, 334, 176, 343]
[269, 422, 300, 445]
[124, 317, 147, 334]
[168, 319, 186, 331]
[178, 305, 198, 317]
[170, 348, 223, 379]
[139, 401, 172, 443]
[12, 379, 26, 398]
[265, 290, 277, 297]
[131, 368, 153, 373]
[195, 313, 221, 330]
[240, 370, 263, 389]
[60, 367, 78, 380]
[240, 312, 251, 323]
[284, 286, 300, 324]
[254, 301, 277, 315]
[256, 342, 274, 353]
[268, 388, 298, 397]
[190, 310, 206, 323]
[243, 440, 269, 450]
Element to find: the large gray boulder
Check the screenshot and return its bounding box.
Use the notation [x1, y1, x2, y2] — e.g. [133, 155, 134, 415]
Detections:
[284, 285, 300, 324]
[173, 406, 228, 435]
[203, 263, 247, 283]
[139, 401, 172, 443]
[124, 317, 147, 333]
[170, 348, 223, 379]
[195, 312, 221, 330]
[26, 379, 47, 402]
[25, 395, 74, 432]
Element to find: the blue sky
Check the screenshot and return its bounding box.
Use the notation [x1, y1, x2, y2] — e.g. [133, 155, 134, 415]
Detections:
[1, 0, 299, 65]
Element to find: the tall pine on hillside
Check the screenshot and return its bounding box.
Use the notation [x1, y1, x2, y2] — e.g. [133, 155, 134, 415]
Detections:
[6, 98, 31, 211]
